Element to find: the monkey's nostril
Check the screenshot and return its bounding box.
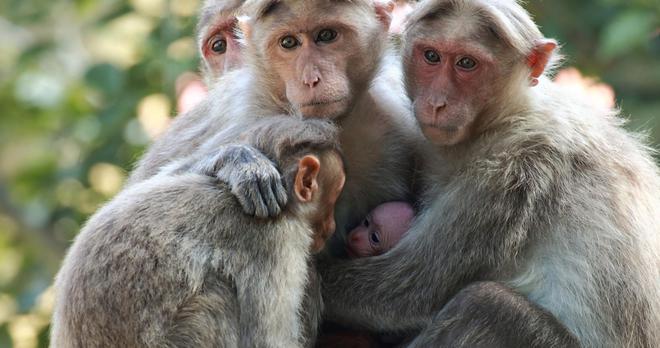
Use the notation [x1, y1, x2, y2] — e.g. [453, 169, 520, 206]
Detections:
[308, 78, 320, 88]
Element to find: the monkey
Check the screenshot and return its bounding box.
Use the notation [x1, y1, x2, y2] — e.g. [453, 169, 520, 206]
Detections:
[316, 0, 660, 347]
[346, 201, 414, 258]
[50, 117, 346, 348]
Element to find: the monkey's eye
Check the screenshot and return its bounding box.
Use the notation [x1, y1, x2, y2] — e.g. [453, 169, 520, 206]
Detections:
[280, 35, 299, 49]
[456, 57, 478, 71]
[209, 36, 227, 54]
[316, 29, 337, 43]
[369, 231, 381, 245]
[423, 49, 441, 64]
[363, 217, 370, 228]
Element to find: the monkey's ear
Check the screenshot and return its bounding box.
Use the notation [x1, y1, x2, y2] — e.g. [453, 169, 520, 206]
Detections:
[526, 39, 557, 79]
[294, 155, 321, 203]
[374, 0, 395, 29]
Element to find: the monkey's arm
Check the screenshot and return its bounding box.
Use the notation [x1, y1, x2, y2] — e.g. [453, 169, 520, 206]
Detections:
[159, 143, 289, 218]
[157, 117, 339, 219]
[319, 151, 561, 332]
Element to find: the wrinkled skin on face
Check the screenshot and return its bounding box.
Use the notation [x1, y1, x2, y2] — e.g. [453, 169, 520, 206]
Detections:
[346, 201, 414, 258]
[247, 1, 390, 119]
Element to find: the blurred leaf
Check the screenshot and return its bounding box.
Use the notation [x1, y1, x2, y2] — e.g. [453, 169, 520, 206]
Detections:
[84, 63, 125, 96]
[599, 10, 656, 59]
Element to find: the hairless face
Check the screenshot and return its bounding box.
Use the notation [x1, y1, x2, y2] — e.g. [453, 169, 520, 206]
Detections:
[346, 201, 414, 258]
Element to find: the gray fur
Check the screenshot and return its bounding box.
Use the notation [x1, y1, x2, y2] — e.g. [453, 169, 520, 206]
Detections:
[320, 1, 660, 347]
[50, 117, 338, 347]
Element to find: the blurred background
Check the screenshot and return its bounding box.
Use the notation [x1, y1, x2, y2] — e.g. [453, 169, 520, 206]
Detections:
[0, 0, 658, 346]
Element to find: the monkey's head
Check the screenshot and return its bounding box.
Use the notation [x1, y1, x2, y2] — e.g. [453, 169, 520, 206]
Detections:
[290, 150, 346, 253]
[402, 0, 558, 146]
[241, 0, 394, 119]
[244, 117, 346, 252]
[198, 0, 246, 83]
[346, 201, 413, 258]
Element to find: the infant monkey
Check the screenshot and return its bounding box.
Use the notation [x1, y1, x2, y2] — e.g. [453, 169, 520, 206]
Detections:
[346, 201, 414, 258]
[51, 117, 345, 348]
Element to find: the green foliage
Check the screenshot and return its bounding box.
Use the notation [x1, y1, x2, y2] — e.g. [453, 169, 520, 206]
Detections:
[0, 0, 657, 346]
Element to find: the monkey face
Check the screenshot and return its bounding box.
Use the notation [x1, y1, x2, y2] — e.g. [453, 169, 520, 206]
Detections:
[247, 0, 391, 120]
[403, 10, 515, 146]
[346, 202, 413, 258]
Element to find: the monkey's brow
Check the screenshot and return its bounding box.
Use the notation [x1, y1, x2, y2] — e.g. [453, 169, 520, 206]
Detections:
[255, 0, 282, 20]
[420, 4, 453, 22]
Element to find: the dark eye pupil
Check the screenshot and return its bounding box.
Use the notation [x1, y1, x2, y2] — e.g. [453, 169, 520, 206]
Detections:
[317, 29, 337, 42]
[458, 57, 476, 69]
[211, 39, 227, 54]
[370, 232, 380, 244]
[363, 219, 369, 227]
[424, 50, 440, 63]
[281, 36, 298, 49]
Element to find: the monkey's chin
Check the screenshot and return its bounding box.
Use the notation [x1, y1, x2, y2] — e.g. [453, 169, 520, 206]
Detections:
[420, 124, 468, 146]
[299, 98, 349, 120]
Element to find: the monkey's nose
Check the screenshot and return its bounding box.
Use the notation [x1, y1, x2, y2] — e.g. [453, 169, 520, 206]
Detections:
[303, 76, 320, 88]
[432, 101, 447, 113]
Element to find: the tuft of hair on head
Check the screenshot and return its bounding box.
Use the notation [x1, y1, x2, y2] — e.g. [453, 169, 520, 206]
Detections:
[243, 116, 341, 164]
[406, 0, 561, 75]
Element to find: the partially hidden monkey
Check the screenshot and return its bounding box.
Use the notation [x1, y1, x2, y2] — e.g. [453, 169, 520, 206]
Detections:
[197, 0, 246, 84]
[318, 1, 660, 347]
[51, 117, 345, 348]
[346, 201, 414, 258]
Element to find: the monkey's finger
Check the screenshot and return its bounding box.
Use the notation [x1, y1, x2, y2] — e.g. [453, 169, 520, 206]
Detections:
[273, 175, 288, 209]
[247, 180, 270, 219]
[233, 182, 257, 216]
[259, 177, 282, 217]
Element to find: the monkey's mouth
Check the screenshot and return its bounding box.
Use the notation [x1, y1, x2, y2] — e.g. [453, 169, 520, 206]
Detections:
[420, 123, 459, 133]
[300, 97, 347, 107]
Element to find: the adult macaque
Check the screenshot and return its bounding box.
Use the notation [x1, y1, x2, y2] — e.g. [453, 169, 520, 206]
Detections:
[51, 117, 345, 348]
[319, 0, 660, 347]
[346, 201, 413, 258]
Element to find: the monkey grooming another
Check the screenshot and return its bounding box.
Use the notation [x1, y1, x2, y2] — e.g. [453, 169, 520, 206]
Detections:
[319, 0, 660, 347]
[51, 117, 345, 348]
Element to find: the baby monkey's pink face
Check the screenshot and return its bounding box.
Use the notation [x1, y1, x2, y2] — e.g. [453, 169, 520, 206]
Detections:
[346, 201, 414, 258]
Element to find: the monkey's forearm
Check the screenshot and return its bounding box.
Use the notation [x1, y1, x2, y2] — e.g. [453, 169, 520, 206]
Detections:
[320, 178, 537, 331]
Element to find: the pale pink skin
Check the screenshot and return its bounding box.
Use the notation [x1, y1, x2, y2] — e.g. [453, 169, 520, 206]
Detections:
[346, 201, 414, 258]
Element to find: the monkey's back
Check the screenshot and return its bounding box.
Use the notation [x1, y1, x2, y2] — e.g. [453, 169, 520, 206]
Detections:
[501, 81, 660, 347]
[51, 173, 314, 347]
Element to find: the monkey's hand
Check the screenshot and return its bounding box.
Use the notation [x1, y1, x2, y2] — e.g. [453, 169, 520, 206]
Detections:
[194, 144, 288, 218]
